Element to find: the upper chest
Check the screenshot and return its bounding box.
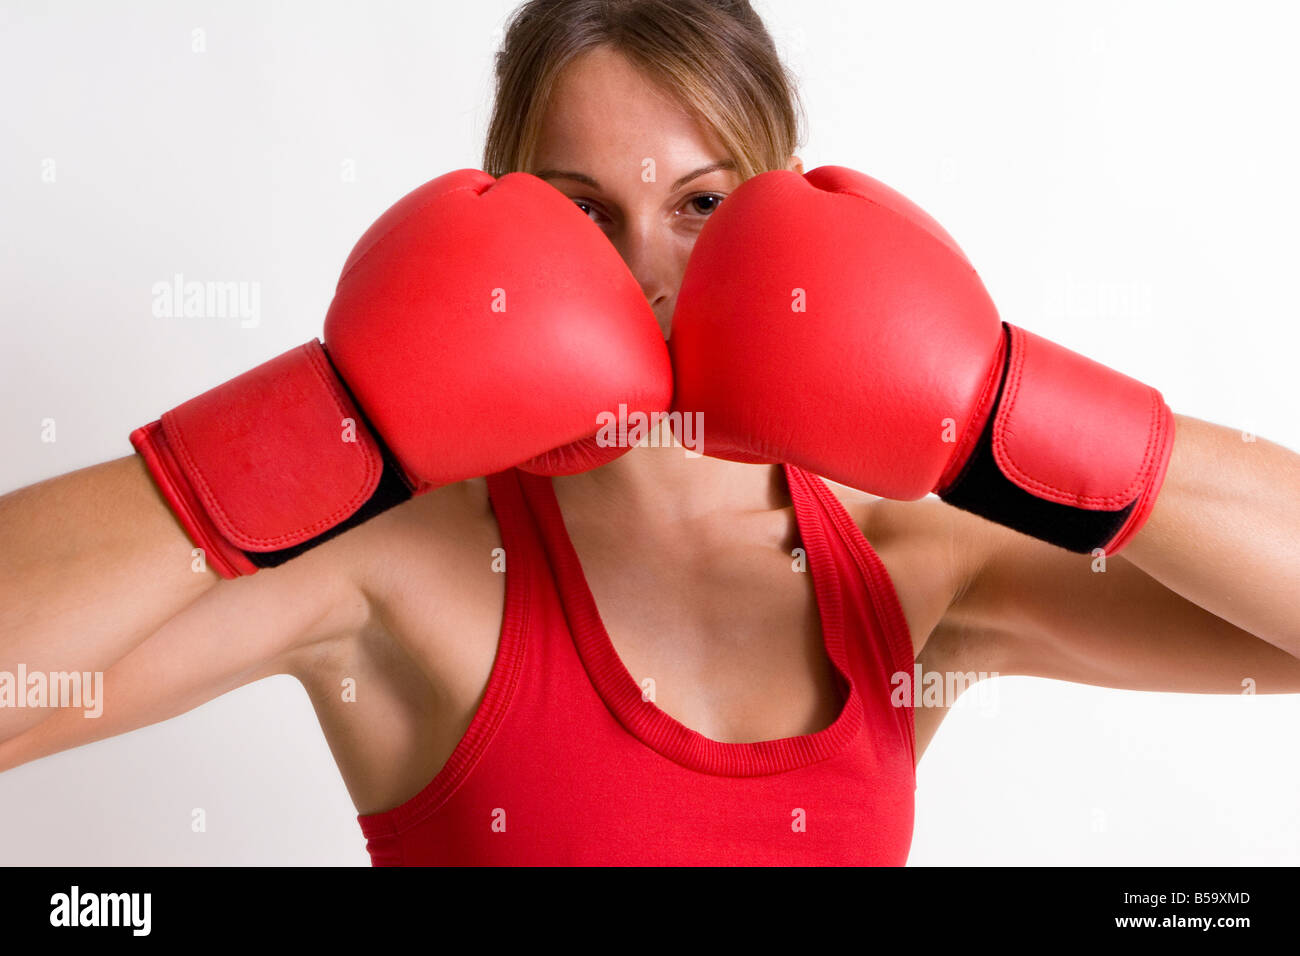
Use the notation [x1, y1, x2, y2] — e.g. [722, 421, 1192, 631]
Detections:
[304, 482, 969, 813]
[563, 508, 841, 740]
[355, 482, 959, 740]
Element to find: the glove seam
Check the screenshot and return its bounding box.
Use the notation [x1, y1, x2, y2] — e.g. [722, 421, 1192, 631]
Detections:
[162, 342, 383, 550]
[990, 325, 1164, 509]
[337, 184, 484, 287]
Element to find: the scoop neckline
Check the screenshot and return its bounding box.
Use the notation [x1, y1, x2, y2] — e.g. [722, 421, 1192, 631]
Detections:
[522, 462, 866, 777]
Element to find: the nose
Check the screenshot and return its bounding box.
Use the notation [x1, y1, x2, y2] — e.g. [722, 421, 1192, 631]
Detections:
[616, 227, 676, 338]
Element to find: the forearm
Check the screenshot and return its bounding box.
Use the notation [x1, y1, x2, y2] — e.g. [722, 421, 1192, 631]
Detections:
[0, 455, 215, 741]
[1122, 414, 1300, 654]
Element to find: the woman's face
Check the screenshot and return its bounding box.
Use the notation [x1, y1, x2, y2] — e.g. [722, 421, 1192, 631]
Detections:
[532, 45, 799, 338]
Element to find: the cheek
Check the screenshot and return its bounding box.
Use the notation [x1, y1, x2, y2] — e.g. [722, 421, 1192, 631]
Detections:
[672, 232, 703, 285]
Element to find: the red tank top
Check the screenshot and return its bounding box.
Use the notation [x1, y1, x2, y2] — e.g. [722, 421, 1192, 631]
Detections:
[356, 463, 917, 865]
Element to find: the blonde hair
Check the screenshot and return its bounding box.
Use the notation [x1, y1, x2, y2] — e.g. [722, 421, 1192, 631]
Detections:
[483, 0, 804, 182]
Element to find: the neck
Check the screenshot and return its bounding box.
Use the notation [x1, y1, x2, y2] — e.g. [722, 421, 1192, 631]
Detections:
[550, 419, 786, 523]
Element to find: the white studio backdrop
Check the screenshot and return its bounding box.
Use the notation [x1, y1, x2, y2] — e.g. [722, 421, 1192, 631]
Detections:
[0, 0, 1296, 865]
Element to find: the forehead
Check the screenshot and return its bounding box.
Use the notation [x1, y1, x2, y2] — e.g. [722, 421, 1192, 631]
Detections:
[534, 45, 728, 176]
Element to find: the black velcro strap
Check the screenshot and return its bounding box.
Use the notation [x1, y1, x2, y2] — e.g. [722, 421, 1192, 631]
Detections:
[938, 354, 1136, 554]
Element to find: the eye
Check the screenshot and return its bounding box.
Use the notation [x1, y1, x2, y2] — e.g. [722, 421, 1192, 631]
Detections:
[572, 198, 611, 226]
[680, 192, 725, 217]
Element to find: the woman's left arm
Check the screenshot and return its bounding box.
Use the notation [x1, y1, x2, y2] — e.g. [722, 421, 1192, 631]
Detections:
[928, 413, 1300, 692]
[1121, 414, 1299, 653]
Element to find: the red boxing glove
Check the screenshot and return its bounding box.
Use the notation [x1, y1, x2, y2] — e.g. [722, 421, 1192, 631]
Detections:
[670, 165, 1174, 555]
[133, 169, 671, 577]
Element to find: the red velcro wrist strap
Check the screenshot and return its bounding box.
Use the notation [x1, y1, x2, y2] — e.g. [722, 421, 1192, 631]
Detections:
[997, 325, 1170, 501]
[939, 323, 1175, 554]
[131, 339, 385, 577]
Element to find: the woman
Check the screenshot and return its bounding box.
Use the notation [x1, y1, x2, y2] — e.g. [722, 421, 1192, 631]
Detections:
[2, 0, 1297, 866]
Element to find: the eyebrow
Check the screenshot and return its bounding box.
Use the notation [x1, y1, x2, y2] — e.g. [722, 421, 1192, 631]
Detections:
[533, 159, 737, 192]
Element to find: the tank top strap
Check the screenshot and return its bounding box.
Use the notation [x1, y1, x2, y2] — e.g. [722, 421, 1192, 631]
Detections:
[391, 469, 534, 815]
[357, 469, 545, 846]
[782, 464, 917, 767]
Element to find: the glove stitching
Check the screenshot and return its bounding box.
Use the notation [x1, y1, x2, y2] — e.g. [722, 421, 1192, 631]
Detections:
[336, 184, 485, 286]
[992, 326, 1151, 508]
[166, 342, 382, 549]
[1100, 398, 1172, 552]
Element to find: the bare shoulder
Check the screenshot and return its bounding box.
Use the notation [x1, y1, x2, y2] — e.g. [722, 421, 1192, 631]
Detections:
[336, 476, 496, 588]
[277, 476, 500, 685]
[818, 480, 1005, 659]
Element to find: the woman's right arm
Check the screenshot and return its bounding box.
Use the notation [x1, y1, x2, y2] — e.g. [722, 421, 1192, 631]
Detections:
[0, 453, 374, 764]
[0, 165, 672, 756]
[0, 455, 227, 743]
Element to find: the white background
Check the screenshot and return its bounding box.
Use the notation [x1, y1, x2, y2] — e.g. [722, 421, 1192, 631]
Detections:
[1, 0, 1297, 865]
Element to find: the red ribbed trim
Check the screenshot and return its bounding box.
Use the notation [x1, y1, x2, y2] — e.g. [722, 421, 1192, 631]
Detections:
[787, 466, 918, 769]
[355, 470, 531, 843]
[516, 466, 865, 778]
